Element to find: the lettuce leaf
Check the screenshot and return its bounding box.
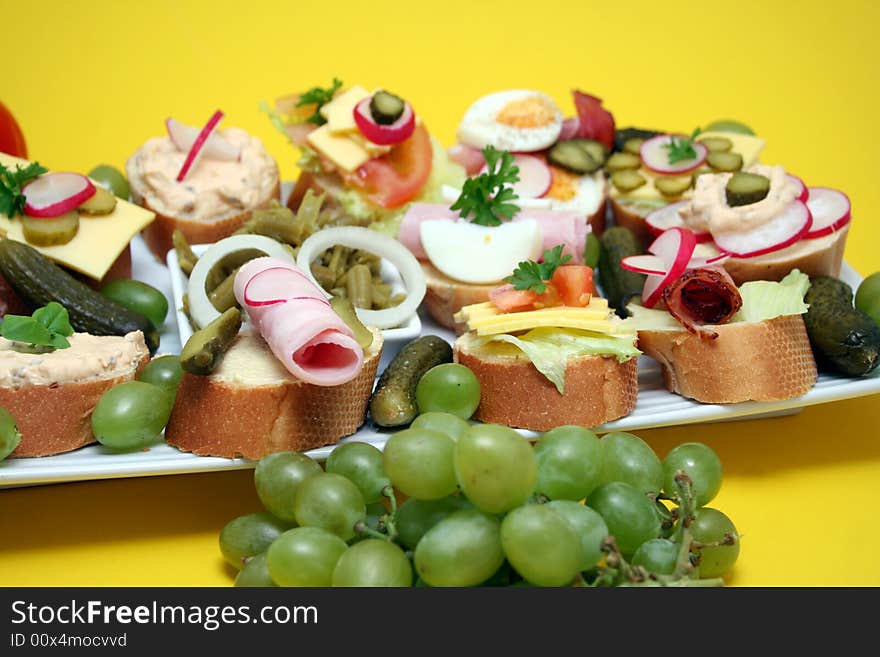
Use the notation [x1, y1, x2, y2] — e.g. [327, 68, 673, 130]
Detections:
[732, 269, 810, 323]
[472, 327, 640, 394]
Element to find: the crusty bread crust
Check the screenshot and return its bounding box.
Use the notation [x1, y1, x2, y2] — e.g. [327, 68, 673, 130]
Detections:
[165, 329, 383, 458]
[609, 197, 654, 247]
[637, 315, 817, 403]
[454, 334, 638, 431]
[422, 263, 497, 334]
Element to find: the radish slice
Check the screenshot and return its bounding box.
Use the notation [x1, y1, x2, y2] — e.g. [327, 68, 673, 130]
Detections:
[621, 254, 667, 275]
[787, 174, 809, 203]
[558, 117, 580, 141]
[642, 228, 698, 308]
[479, 154, 552, 199]
[22, 173, 95, 218]
[166, 116, 240, 162]
[713, 200, 813, 258]
[176, 110, 226, 182]
[640, 134, 708, 175]
[644, 201, 712, 243]
[243, 266, 331, 307]
[804, 187, 851, 239]
[448, 143, 485, 176]
[353, 96, 415, 146]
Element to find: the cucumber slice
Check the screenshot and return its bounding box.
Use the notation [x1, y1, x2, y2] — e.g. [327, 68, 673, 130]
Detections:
[654, 175, 693, 197]
[606, 152, 641, 172]
[547, 141, 600, 174]
[725, 172, 770, 207]
[611, 170, 647, 192]
[22, 211, 80, 246]
[623, 138, 644, 155]
[707, 151, 744, 173]
[370, 91, 405, 125]
[697, 136, 733, 153]
[78, 186, 117, 215]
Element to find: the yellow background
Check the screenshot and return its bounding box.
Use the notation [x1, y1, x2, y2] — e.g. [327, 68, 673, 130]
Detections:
[1, 0, 879, 586]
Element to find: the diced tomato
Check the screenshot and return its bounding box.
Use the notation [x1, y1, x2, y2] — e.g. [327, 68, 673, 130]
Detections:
[551, 265, 595, 307]
[572, 91, 615, 152]
[490, 284, 538, 313]
[0, 101, 27, 158]
[345, 123, 433, 209]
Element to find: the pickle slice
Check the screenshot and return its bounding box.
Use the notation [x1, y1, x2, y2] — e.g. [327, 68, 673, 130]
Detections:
[725, 172, 770, 207]
[22, 211, 80, 246]
[655, 175, 693, 197]
[697, 136, 733, 153]
[330, 296, 373, 350]
[569, 138, 608, 166]
[547, 141, 600, 174]
[606, 152, 641, 172]
[623, 138, 644, 155]
[180, 307, 242, 375]
[78, 186, 117, 215]
[370, 91, 405, 125]
[611, 170, 647, 192]
[707, 151, 744, 172]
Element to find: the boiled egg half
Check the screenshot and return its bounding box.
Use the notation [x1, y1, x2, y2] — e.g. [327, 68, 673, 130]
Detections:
[456, 90, 563, 153]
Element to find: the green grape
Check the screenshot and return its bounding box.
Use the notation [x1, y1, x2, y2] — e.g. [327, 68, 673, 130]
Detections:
[546, 500, 608, 571]
[691, 508, 740, 578]
[91, 381, 173, 450]
[331, 539, 413, 587]
[137, 355, 183, 397]
[411, 411, 470, 442]
[662, 442, 722, 506]
[632, 538, 680, 575]
[266, 527, 347, 587]
[396, 495, 472, 550]
[326, 442, 390, 504]
[586, 482, 661, 555]
[100, 279, 169, 329]
[219, 512, 291, 569]
[500, 505, 583, 587]
[856, 272, 880, 326]
[87, 164, 130, 199]
[599, 431, 663, 495]
[293, 472, 365, 541]
[0, 408, 21, 461]
[454, 424, 536, 513]
[414, 509, 504, 587]
[415, 363, 481, 419]
[235, 553, 276, 587]
[383, 428, 457, 500]
[535, 425, 602, 501]
[254, 452, 322, 522]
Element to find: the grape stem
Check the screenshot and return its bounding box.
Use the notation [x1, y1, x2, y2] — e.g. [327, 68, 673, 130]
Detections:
[353, 521, 390, 541]
[355, 486, 402, 543]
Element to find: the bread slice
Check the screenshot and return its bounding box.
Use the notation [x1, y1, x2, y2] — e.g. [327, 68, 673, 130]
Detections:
[423, 263, 497, 334]
[637, 314, 817, 403]
[2, 331, 150, 457]
[609, 197, 655, 247]
[165, 327, 383, 459]
[454, 332, 638, 431]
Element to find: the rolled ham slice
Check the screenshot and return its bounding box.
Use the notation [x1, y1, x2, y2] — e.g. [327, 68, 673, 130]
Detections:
[662, 267, 743, 340]
[234, 257, 364, 386]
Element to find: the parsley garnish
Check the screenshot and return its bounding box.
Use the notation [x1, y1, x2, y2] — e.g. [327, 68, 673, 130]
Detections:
[504, 245, 572, 294]
[0, 162, 48, 218]
[296, 78, 343, 125]
[663, 128, 702, 165]
[450, 146, 520, 226]
[0, 302, 74, 350]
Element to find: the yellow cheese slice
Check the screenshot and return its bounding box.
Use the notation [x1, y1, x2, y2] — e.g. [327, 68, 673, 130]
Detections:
[306, 124, 371, 172]
[0, 153, 155, 281]
[322, 85, 371, 134]
[348, 132, 392, 158]
[455, 299, 630, 337]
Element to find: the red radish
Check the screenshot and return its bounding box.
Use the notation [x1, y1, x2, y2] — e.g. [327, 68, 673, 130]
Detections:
[804, 187, 851, 239]
[787, 174, 809, 203]
[22, 172, 95, 218]
[243, 267, 329, 307]
[621, 254, 667, 276]
[645, 201, 712, 242]
[572, 91, 615, 151]
[479, 154, 551, 198]
[353, 96, 415, 146]
[176, 111, 227, 182]
[166, 116, 239, 161]
[642, 228, 698, 308]
[713, 200, 812, 258]
[448, 143, 485, 175]
[640, 134, 708, 175]
[558, 117, 580, 141]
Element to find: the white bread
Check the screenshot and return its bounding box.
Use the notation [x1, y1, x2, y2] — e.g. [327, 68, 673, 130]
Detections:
[637, 314, 817, 403]
[454, 332, 638, 431]
[165, 328, 383, 458]
[609, 197, 655, 247]
[2, 332, 150, 457]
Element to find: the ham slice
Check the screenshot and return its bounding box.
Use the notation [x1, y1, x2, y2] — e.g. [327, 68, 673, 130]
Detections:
[234, 257, 364, 386]
[662, 267, 743, 340]
[448, 143, 486, 175]
[398, 203, 590, 264]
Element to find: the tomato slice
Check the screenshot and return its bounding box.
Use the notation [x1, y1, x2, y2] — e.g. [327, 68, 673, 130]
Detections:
[489, 284, 538, 313]
[551, 265, 595, 307]
[0, 101, 27, 158]
[346, 123, 433, 209]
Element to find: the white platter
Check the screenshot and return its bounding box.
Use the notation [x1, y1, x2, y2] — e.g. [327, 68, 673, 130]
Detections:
[0, 234, 878, 489]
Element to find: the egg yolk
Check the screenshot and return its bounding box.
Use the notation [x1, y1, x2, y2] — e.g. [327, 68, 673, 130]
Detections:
[496, 95, 557, 129]
[545, 165, 578, 201]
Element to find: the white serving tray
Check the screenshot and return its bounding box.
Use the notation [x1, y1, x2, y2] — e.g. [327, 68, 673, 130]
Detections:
[0, 234, 878, 489]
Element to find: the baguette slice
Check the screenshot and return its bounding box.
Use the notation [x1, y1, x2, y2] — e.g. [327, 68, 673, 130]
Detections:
[2, 331, 150, 457]
[637, 314, 817, 403]
[165, 328, 383, 459]
[454, 332, 638, 432]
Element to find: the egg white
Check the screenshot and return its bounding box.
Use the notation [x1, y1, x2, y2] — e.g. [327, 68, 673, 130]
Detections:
[456, 90, 563, 153]
[548, 172, 605, 217]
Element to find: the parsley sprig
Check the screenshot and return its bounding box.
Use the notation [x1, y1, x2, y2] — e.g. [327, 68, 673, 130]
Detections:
[296, 78, 343, 125]
[0, 302, 74, 350]
[504, 245, 572, 294]
[663, 128, 702, 165]
[0, 162, 47, 218]
[450, 146, 521, 227]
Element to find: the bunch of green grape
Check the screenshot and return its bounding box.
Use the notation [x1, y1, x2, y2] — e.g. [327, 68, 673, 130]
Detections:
[220, 364, 740, 587]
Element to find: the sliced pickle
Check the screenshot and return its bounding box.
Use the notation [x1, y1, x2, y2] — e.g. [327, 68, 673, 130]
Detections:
[547, 141, 600, 174]
[569, 138, 608, 167]
[22, 211, 80, 246]
[330, 296, 373, 350]
[78, 186, 117, 215]
[611, 170, 647, 193]
[725, 172, 770, 207]
[606, 152, 642, 172]
[707, 151, 744, 173]
[180, 307, 242, 375]
[370, 91, 405, 125]
[655, 175, 693, 197]
[623, 138, 644, 155]
[208, 268, 240, 313]
[697, 136, 733, 153]
[173, 229, 199, 276]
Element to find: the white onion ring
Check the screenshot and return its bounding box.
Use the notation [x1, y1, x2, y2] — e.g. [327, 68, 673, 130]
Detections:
[187, 234, 295, 328]
[296, 226, 426, 329]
